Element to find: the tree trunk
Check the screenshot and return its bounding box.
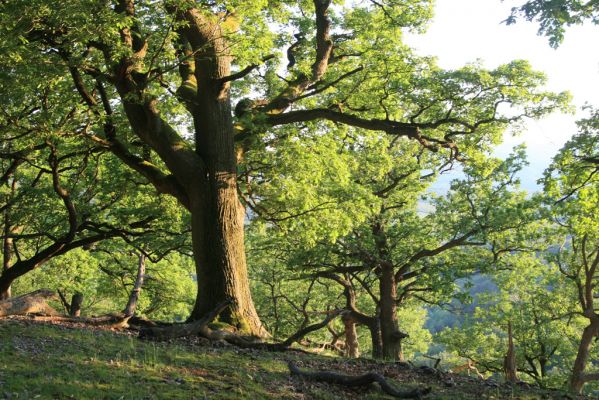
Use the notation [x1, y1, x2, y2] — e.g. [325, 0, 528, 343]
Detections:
[504, 321, 518, 383]
[187, 182, 264, 335]
[123, 252, 145, 316]
[109, 7, 266, 337]
[379, 263, 403, 360]
[1, 185, 14, 301]
[181, 17, 265, 337]
[69, 292, 83, 317]
[1, 233, 11, 301]
[343, 314, 360, 358]
[569, 318, 599, 393]
[369, 318, 383, 359]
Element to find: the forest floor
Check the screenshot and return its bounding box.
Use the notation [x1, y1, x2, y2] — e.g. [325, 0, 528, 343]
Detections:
[0, 317, 593, 400]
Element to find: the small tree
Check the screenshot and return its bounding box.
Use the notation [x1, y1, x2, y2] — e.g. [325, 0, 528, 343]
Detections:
[542, 110, 599, 393]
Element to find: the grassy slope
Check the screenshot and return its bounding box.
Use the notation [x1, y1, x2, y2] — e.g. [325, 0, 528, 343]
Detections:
[0, 320, 588, 400]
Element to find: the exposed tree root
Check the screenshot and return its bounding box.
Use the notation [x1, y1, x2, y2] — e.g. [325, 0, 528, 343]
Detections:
[288, 362, 432, 399]
[139, 300, 231, 340]
[139, 302, 342, 354]
[194, 309, 342, 351]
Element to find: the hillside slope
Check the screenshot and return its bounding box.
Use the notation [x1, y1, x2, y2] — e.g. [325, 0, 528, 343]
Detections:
[0, 319, 590, 399]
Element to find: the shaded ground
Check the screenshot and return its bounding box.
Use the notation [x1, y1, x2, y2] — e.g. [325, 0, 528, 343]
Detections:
[0, 317, 591, 399]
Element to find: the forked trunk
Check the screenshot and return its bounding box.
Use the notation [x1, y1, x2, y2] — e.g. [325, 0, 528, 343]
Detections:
[569, 318, 599, 393]
[108, 7, 266, 336]
[177, 12, 266, 337]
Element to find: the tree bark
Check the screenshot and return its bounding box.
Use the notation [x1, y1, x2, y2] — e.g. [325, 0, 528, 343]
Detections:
[288, 362, 432, 399]
[569, 318, 599, 393]
[504, 321, 518, 383]
[343, 314, 360, 358]
[69, 292, 83, 317]
[123, 252, 145, 316]
[1, 225, 11, 301]
[177, 11, 265, 336]
[369, 318, 383, 359]
[379, 263, 403, 360]
[106, 5, 266, 337]
[1, 177, 16, 301]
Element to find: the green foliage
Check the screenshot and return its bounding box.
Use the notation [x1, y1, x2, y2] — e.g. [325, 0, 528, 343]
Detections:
[506, 0, 599, 47]
[12, 249, 195, 321]
[438, 256, 584, 387]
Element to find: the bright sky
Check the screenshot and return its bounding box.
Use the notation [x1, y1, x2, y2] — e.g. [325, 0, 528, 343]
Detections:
[404, 0, 599, 191]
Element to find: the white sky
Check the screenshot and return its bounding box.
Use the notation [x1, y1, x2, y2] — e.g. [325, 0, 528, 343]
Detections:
[404, 0, 599, 191]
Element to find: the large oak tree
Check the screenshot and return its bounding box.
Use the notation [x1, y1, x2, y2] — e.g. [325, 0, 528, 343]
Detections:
[0, 0, 568, 334]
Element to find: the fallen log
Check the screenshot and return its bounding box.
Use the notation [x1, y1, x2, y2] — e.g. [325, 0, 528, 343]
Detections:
[25, 313, 132, 329]
[288, 362, 432, 399]
[0, 289, 61, 317]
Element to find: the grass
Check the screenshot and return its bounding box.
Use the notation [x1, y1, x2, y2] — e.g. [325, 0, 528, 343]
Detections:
[0, 320, 589, 399]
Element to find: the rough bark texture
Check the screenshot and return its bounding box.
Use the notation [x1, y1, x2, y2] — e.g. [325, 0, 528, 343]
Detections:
[123, 253, 145, 316]
[369, 318, 384, 359]
[1, 232, 11, 301]
[343, 314, 360, 358]
[0, 289, 60, 317]
[69, 292, 83, 317]
[504, 321, 518, 383]
[288, 362, 432, 398]
[105, 4, 265, 336]
[379, 263, 404, 361]
[1, 180, 14, 301]
[569, 318, 599, 393]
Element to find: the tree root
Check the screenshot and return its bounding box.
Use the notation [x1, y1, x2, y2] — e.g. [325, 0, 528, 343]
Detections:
[288, 362, 432, 399]
[139, 300, 231, 340]
[139, 302, 342, 355]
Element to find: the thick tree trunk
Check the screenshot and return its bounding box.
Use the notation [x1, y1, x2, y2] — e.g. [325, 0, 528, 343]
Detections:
[569, 318, 599, 393]
[1, 235, 11, 301]
[182, 16, 265, 337]
[187, 183, 264, 335]
[379, 263, 403, 360]
[1, 203, 13, 301]
[504, 321, 518, 383]
[343, 314, 360, 358]
[69, 292, 83, 317]
[369, 318, 383, 359]
[110, 6, 266, 337]
[123, 252, 145, 316]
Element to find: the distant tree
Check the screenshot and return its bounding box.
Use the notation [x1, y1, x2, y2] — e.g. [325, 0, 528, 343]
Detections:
[438, 254, 584, 387]
[247, 129, 540, 360]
